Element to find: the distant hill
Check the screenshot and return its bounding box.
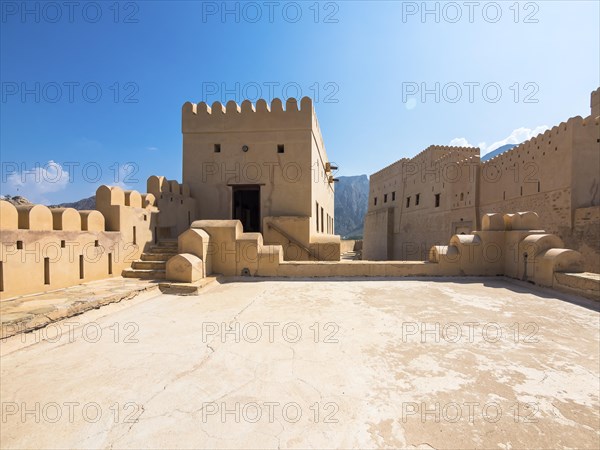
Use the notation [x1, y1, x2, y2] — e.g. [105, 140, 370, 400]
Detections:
[0, 195, 32, 206]
[334, 175, 369, 239]
[50, 196, 96, 210]
[481, 144, 516, 161]
[1, 195, 95, 210]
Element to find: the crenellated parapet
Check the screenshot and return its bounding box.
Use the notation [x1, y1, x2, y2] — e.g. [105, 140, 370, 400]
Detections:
[0, 199, 117, 299]
[96, 185, 157, 211]
[146, 175, 196, 239]
[0, 201, 18, 230]
[369, 145, 479, 184]
[182, 97, 314, 133]
[370, 158, 407, 181]
[591, 87, 599, 117]
[147, 175, 192, 199]
[434, 151, 480, 166]
[50, 208, 81, 231]
[95, 185, 156, 239]
[481, 115, 597, 167]
[410, 145, 478, 167]
[79, 210, 105, 232]
[16, 204, 53, 231]
[0, 200, 105, 233]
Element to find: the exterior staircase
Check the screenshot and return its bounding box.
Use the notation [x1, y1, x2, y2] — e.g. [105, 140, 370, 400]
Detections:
[122, 240, 178, 280]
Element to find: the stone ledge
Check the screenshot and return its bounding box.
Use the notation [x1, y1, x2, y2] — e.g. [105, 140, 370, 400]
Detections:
[554, 272, 600, 301]
[0, 278, 162, 339]
[158, 276, 221, 295]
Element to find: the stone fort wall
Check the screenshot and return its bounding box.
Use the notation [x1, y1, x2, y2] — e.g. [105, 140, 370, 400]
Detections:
[364, 88, 600, 272]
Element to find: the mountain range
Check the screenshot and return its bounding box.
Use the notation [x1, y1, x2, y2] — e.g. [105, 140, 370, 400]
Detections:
[481, 144, 516, 161]
[333, 175, 370, 239]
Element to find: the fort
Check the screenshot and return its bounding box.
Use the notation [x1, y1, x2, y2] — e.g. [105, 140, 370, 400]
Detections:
[2, 90, 600, 450]
[364, 88, 600, 273]
[0, 92, 598, 302]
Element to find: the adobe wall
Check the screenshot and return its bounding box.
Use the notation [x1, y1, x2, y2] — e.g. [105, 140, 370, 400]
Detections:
[1, 183, 160, 299]
[363, 158, 404, 260]
[168, 214, 596, 300]
[364, 146, 480, 260]
[182, 98, 315, 220]
[181, 97, 339, 260]
[364, 88, 600, 271]
[1, 200, 121, 299]
[478, 114, 599, 271]
[147, 175, 196, 239]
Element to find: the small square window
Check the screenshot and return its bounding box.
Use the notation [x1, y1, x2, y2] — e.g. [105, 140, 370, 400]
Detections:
[61, 240, 66, 248]
[277, 144, 285, 153]
[16, 241, 23, 250]
[214, 144, 221, 153]
[94, 240, 99, 247]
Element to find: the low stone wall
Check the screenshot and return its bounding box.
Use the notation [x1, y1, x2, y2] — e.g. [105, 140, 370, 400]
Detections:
[166, 213, 598, 301]
[1, 182, 160, 299]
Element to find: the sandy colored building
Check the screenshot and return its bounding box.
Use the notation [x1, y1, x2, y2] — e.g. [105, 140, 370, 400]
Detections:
[1, 94, 598, 301]
[363, 88, 600, 272]
[0, 97, 341, 299]
[180, 97, 339, 261]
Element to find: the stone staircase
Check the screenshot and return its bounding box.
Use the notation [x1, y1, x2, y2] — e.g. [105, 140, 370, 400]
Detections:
[122, 240, 178, 280]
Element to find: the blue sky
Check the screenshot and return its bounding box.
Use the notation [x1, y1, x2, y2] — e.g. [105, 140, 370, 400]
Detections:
[1, 0, 599, 203]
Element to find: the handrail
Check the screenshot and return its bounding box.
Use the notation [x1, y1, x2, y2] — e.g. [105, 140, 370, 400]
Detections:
[265, 221, 319, 260]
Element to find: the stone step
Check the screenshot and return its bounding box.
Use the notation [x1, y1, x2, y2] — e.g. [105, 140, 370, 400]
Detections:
[132, 260, 166, 270]
[122, 268, 166, 280]
[141, 253, 173, 262]
[156, 240, 178, 248]
[147, 247, 179, 254]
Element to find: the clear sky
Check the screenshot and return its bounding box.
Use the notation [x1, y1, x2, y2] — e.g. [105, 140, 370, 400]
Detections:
[1, 0, 599, 203]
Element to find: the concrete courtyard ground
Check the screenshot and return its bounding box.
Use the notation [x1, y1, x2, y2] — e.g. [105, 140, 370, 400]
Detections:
[1, 278, 599, 449]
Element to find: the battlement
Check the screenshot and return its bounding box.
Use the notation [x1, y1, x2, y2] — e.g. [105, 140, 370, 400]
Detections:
[370, 145, 479, 181]
[96, 185, 160, 210]
[592, 87, 600, 117]
[434, 150, 480, 166]
[481, 114, 596, 167]
[411, 145, 478, 165]
[0, 200, 106, 232]
[147, 176, 192, 198]
[182, 97, 315, 133]
[370, 158, 407, 181]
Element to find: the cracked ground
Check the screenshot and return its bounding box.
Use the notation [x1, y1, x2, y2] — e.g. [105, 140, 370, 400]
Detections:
[1, 278, 599, 449]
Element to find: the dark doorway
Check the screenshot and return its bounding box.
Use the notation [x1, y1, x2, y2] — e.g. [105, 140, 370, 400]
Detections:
[232, 185, 261, 232]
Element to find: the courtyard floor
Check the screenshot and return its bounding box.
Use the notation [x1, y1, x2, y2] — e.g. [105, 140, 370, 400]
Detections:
[1, 278, 598, 449]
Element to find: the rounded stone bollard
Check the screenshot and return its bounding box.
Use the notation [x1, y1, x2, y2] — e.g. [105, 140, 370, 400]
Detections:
[166, 253, 204, 283]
